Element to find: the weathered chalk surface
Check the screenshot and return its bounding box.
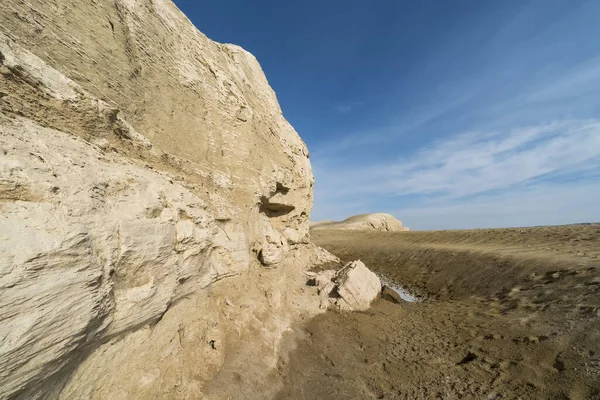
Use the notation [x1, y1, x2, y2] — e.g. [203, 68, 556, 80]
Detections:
[0, 0, 323, 398]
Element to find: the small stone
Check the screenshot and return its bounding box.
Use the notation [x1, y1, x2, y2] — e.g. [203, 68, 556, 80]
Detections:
[92, 138, 110, 150]
[381, 285, 403, 304]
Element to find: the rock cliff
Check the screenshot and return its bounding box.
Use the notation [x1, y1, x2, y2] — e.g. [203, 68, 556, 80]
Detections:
[0, 1, 323, 398]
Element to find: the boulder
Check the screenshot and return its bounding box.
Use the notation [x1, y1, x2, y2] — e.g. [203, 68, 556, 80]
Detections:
[382, 285, 403, 304]
[311, 260, 381, 311]
[314, 269, 338, 309]
[335, 261, 382, 310]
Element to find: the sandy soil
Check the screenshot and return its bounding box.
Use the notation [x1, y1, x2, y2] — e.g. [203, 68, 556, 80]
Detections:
[276, 225, 600, 399]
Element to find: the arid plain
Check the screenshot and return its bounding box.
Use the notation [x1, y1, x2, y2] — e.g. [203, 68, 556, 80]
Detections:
[277, 222, 600, 399]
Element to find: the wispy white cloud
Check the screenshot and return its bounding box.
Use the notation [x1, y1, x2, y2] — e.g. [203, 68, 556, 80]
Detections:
[318, 120, 600, 197]
[314, 91, 474, 159]
[524, 56, 600, 103]
[312, 120, 600, 226]
[393, 180, 600, 230]
[334, 101, 355, 114]
[367, 120, 600, 198]
[309, 1, 600, 228]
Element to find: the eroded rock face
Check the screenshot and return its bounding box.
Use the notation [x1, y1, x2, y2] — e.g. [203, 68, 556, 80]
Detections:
[311, 213, 409, 231]
[0, 1, 317, 398]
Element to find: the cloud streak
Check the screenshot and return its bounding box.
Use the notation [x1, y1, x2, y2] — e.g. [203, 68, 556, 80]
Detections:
[334, 101, 354, 114]
[393, 180, 600, 230]
[307, 1, 600, 228]
[312, 120, 600, 227]
[363, 120, 600, 198]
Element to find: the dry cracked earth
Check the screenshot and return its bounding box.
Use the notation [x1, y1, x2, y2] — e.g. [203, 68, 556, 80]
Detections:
[276, 224, 600, 400]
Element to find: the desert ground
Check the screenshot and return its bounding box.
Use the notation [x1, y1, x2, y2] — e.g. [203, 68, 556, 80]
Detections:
[2, 2, 599, 398]
[277, 224, 600, 399]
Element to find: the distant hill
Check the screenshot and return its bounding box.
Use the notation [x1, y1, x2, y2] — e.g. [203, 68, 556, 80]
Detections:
[311, 213, 409, 232]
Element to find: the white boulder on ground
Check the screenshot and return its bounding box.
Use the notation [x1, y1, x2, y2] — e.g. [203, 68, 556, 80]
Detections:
[335, 261, 383, 310]
[311, 213, 409, 232]
[311, 260, 382, 311]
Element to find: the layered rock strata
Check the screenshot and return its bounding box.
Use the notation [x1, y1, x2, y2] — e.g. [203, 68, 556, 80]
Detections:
[0, 0, 320, 397]
[311, 213, 409, 231]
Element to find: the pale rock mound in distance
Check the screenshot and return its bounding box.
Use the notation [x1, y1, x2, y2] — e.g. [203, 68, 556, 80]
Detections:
[0, 1, 381, 398]
[311, 213, 410, 231]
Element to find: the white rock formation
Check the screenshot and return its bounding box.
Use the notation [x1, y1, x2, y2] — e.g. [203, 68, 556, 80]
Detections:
[335, 261, 383, 310]
[0, 1, 323, 398]
[311, 260, 382, 311]
[311, 213, 410, 231]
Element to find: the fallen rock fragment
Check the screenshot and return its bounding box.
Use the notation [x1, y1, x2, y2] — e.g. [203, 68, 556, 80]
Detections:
[310, 260, 381, 311]
[335, 261, 382, 310]
[309, 244, 342, 269]
[381, 285, 403, 304]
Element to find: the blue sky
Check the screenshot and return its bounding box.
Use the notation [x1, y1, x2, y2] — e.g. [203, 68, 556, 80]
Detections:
[174, 0, 600, 229]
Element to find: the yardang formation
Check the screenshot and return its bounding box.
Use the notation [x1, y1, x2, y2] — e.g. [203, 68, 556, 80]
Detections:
[0, 1, 378, 398]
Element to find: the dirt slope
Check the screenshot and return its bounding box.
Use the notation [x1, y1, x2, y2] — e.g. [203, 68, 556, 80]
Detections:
[276, 225, 600, 399]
